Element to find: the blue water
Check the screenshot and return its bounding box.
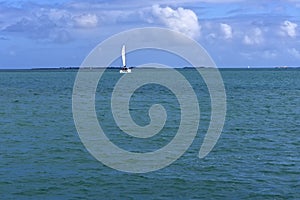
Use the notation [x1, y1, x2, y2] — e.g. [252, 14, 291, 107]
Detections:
[1, 68, 299, 199]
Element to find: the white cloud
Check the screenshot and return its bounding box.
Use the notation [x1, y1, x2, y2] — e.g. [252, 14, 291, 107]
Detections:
[280, 20, 297, 38]
[288, 48, 300, 59]
[262, 50, 277, 59]
[243, 28, 263, 45]
[151, 4, 201, 39]
[73, 14, 98, 28]
[47, 9, 70, 21]
[220, 23, 232, 39]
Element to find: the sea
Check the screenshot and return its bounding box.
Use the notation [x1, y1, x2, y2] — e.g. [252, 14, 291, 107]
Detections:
[1, 68, 299, 199]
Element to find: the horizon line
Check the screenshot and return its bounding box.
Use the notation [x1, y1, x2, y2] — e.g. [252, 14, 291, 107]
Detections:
[0, 65, 299, 70]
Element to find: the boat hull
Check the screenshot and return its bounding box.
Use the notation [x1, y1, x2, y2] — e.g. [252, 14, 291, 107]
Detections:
[119, 69, 132, 73]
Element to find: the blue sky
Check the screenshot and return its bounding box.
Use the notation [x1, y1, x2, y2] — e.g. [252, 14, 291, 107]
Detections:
[0, 0, 300, 68]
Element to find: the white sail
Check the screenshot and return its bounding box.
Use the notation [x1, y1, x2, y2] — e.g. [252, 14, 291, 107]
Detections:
[119, 44, 131, 73]
[122, 45, 126, 67]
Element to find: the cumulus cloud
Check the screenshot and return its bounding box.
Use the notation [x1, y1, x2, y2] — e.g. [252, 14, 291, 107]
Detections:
[243, 28, 264, 45]
[220, 23, 232, 39]
[151, 4, 201, 39]
[45, 8, 74, 27]
[51, 29, 72, 44]
[262, 50, 277, 59]
[288, 48, 300, 59]
[73, 14, 98, 28]
[280, 20, 297, 38]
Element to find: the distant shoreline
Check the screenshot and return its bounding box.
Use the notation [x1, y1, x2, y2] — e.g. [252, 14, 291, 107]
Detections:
[0, 66, 299, 71]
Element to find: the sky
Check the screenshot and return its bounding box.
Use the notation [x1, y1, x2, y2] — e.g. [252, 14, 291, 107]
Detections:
[0, 0, 300, 68]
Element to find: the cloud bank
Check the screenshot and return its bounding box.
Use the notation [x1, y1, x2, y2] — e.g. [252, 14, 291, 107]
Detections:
[73, 14, 98, 28]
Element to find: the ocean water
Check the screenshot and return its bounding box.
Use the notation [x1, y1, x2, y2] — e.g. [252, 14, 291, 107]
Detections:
[0, 68, 299, 199]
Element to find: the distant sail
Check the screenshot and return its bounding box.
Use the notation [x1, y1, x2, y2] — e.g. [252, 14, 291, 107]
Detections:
[122, 45, 126, 67]
[119, 44, 131, 73]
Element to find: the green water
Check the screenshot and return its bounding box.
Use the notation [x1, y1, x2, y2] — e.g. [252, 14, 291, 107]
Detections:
[1, 68, 299, 199]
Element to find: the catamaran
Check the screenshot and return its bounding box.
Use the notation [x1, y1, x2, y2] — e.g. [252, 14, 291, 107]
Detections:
[119, 45, 131, 73]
